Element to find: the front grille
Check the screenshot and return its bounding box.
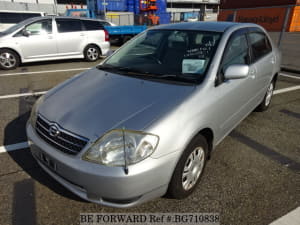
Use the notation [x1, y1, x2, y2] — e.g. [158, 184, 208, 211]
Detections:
[35, 114, 89, 155]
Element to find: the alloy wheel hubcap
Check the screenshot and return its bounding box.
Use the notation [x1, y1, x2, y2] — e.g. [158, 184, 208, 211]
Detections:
[0, 52, 16, 68]
[265, 82, 274, 106]
[182, 147, 205, 191]
[87, 48, 98, 60]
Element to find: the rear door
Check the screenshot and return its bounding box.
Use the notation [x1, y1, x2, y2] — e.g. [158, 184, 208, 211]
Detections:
[55, 18, 86, 56]
[81, 20, 105, 43]
[14, 18, 57, 59]
[247, 28, 274, 102]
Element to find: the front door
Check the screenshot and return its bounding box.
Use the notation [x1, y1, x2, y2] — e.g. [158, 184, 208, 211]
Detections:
[15, 19, 57, 60]
[212, 29, 256, 141]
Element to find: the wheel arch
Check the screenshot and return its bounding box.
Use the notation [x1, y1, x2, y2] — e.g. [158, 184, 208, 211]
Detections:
[197, 128, 214, 159]
[83, 43, 102, 55]
[272, 72, 279, 88]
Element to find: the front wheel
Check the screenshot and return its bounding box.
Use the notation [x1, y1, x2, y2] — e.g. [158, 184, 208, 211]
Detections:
[256, 80, 275, 112]
[0, 49, 20, 70]
[84, 45, 100, 62]
[167, 135, 208, 199]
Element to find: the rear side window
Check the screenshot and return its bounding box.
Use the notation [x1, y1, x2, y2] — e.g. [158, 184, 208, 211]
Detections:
[56, 19, 82, 33]
[248, 32, 272, 62]
[82, 20, 103, 31]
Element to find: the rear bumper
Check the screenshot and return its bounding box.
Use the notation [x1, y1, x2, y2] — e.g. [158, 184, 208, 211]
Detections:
[26, 123, 179, 208]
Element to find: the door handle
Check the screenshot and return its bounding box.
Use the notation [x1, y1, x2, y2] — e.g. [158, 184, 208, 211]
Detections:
[48, 36, 53, 39]
[271, 57, 275, 64]
[80, 33, 85, 36]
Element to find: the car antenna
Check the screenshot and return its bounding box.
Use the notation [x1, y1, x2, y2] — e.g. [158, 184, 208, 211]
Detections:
[122, 127, 129, 175]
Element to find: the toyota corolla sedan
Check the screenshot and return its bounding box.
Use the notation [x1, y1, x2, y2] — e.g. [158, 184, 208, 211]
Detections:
[26, 22, 281, 208]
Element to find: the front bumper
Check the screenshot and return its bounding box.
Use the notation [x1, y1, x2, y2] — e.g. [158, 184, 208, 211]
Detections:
[26, 123, 180, 208]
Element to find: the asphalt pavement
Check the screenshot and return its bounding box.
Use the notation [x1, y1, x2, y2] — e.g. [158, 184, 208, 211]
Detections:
[0, 55, 299, 225]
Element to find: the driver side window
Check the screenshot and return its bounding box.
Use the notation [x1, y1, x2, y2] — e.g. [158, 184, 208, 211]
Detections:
[25, 20, 52, 35]
[221, 34, 249, 73]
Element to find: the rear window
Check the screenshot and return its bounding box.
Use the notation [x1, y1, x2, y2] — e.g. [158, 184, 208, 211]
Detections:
[56, 19, 82, 33]
[0, 12, 41, 24]
[82, 20, 103, 31]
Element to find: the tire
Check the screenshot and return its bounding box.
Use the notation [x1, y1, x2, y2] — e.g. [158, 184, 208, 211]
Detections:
[255, 79, 275, 112]
[84, 45, 100, 62]
[167, 134, 208, 199]
[0, 49, 20, 70]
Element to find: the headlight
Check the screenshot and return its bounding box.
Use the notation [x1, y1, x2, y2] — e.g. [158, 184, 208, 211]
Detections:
[30, 95, 45, 128]
[82, 130, 159, 166]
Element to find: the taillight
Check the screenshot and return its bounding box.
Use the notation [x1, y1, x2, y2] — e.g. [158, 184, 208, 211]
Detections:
[104, 29, 109, 42]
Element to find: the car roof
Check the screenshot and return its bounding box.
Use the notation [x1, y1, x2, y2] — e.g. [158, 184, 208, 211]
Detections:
[26, 16, 106, 22]
[152, 21, 249, 33]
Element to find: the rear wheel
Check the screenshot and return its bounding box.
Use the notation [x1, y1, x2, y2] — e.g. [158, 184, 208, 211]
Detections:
[167, 135, 208, 199]
[84, 45, 100, 62]
[0, 49, 20, 70]
[256, 79, 275, 112]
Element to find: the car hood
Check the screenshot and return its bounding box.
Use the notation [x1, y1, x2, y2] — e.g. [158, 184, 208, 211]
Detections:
[39, 68, 195, 142]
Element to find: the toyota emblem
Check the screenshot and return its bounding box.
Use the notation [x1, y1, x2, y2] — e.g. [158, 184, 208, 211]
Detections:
[49, 125, 60, 137]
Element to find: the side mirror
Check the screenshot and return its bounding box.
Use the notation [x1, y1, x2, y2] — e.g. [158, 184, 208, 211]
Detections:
[224, 64, 249, 80]
[22, 29, 31, 37]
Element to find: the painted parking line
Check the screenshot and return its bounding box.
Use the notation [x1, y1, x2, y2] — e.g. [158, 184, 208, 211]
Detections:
[0, 91, 46, 100]
[269, 207, 300, 225]
[273, 85, 300, 95]
[0, 67, 90, 77]
[280, 73, 300, 80]
[0, 142, 29, 153]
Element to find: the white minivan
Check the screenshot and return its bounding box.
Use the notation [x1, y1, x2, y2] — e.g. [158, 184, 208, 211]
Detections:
[0, 16, 110, 69]
[0, 10, 45, 32]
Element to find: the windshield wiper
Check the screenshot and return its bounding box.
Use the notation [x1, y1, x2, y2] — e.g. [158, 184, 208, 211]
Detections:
[97, 65, 199, 83]
[97, 64, 156, 76]
[156, 73, 199, 82]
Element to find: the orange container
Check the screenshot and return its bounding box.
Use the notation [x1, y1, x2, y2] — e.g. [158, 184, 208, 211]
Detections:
[218, 6, 300, 32]
[289, 6, 300, 31]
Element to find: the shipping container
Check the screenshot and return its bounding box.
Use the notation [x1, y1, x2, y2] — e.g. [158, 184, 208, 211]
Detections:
[97, 0, 127, 12]
[218, 6, 300, 32]
[220, 0, 300, 9]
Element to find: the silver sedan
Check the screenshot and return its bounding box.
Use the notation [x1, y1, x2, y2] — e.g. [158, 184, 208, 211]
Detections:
[26, 22, 281, 208]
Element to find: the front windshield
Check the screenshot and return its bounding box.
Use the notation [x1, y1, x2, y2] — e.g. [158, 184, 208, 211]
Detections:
[101, 29, 221, 83]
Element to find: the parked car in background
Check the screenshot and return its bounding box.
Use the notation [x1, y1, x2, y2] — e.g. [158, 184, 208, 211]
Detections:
[0, 10, 45, 32]
[0, 16, 110, 69]
[97, 20, 116, 26]
[27, 22, 281, 208]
